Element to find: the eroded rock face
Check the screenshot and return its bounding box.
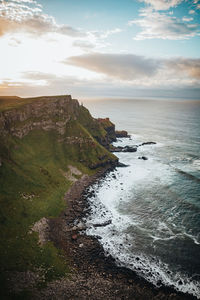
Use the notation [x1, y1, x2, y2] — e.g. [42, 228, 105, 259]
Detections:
[0, 96, 80, 138]
[97, 118, 116, 147]
[0, 95, 118, 170]
[115, 130, 129, 138]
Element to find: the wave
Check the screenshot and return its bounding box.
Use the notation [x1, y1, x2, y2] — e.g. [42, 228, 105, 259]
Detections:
[85, 181, 200, 299]
[173, 167, 200, 183]
[84, 134, 200, 299]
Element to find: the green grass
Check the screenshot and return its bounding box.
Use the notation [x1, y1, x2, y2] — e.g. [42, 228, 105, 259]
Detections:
[0, 117, 116, 298]
[0, 95, 118, 298]
[0, 130, 74, 298]
[0, 95, 71, 112]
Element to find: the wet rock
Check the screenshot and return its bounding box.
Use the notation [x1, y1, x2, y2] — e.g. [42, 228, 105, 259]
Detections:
[157, 280, 162, 286]
[111, 146, 137, 153]
[138, 156, 148, 160]
[115, 130, 130, 138]
[117, 162, 129, 168]
[138, 142, 156, 147]
[93, 220, 112, 228]
[136, 257, 140, 261]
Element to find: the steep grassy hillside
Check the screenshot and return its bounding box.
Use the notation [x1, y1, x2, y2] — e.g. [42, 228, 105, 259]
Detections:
[0, 95, 117, 298]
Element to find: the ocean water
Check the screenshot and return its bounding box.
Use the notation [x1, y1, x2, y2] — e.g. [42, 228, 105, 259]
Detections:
[82, 98, 200, 298]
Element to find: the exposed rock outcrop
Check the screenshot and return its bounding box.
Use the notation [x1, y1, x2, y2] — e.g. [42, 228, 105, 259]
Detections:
[97, 118, 116, 147]
[0, 95, 80, 138]
[0, 95, 118, 170]
[110, 145, 137, 153]
[115, 130, 129, 138]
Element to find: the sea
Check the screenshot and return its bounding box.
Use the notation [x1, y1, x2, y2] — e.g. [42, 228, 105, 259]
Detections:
[82, 98, 200, 299]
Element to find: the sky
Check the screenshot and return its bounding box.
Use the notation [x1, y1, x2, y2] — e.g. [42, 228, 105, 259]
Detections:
[0, 0, 200, 99]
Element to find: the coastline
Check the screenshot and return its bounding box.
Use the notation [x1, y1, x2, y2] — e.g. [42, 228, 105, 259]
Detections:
[35, 164, 197, 300]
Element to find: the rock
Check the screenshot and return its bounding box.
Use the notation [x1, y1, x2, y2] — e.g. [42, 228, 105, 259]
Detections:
[117, 162, 129, 167]
[93, 220, 112, 228]
[31, 217, 50, 245]
[138, 142, 156, 147]
[138, 156, 148, 160]
[96, 118, 116, 146]
[122, 146, 137, 152]
[115, 130, 130, 138]
[111, 146, 137, 153]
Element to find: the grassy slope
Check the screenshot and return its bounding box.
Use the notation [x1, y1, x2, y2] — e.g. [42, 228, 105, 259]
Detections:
[0, 95, 70, 112]
[77, 105, 108, 143]
[0, 99, 117, 298]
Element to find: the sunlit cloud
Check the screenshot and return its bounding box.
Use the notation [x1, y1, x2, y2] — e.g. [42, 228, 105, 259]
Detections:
[0, 0, 199, 99]
[129, 7, 200, 40]
[167, 58, 200, 79]
[0, 0, 85, 37]
[138, 0, 182, 10]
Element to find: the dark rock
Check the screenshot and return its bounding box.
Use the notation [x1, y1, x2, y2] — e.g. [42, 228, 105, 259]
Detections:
[93, 220, 112, 228]
[123, 146, 137, 152]
[138, 156, 148, 160]
[138, 142, 156, 147]
[111, 146, 137, 153]
[117, 162, 129, 168]
[136, 257, 140, 261]
[96, 118, 117, 146]
[115, 130, 130, 138]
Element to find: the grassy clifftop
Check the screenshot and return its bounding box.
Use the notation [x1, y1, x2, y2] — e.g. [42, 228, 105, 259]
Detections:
[0, 95, 117, 298]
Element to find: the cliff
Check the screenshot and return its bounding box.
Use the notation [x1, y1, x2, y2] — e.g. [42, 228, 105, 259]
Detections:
[0, 95, 117, 168]
[96, 118, 116, 147]
[0, 95, 118, 298]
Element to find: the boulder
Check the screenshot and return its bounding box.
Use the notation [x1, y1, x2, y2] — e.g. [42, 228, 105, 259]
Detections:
[138, 156, 148, 160]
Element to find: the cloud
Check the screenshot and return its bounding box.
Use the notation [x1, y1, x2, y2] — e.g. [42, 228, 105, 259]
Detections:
[1, 71, 200, 100]
[138, 0, 182, 10]
[0, 0, 84, 37]
[73, 40, 95, 50]
[182, 17, 193, 22]
[129, 8, 200, 40]
[91, 28, 123, 39]
[64, 52, 200, 88]
[167, 58, 200, 79]
[65, 53, 160, 81]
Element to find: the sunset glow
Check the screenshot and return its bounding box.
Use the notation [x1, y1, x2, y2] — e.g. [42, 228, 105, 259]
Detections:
[1, 0, 200, 98]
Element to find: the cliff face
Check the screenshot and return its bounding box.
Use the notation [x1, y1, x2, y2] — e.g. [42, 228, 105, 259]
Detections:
[97, 118, 116, 147]
[0, 96, 79, 138]
[0, 95, 117, 168]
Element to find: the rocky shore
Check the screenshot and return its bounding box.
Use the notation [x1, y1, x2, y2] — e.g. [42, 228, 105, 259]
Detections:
[33, 165, 196, 300]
